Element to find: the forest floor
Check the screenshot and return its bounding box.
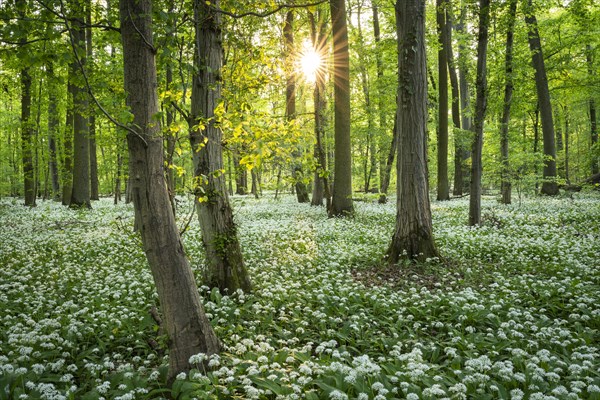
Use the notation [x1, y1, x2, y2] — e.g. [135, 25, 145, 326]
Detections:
[0, 192, 599, 400]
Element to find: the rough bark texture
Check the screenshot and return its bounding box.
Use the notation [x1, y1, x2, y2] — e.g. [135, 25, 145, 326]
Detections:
[119, 0, 220, 382]
[387, 0, 438, 263]
[500, 0, 517, 205]
[372, 3, 388, 194]
[469, 0, 490, 226]
[525, 1, 558, 195]
[190, 0, 252, 294]
[436, 0, 450, 201]
[70, 12, 91, 208]
[329, 0, 354, 216]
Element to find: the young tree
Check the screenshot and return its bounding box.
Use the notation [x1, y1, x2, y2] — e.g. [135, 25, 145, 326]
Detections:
[499, 0, 518, 205]
[525, 0, 558, 195]
[469, 0, 490, 226]
[119, 0, 219, 381]
[387, 0, 438, 263]
[329, 0, 354, 216]
[189, 0, 252, 293]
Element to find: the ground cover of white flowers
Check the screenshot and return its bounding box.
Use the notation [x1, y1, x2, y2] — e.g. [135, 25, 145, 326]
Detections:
[0, 193, 599, 400]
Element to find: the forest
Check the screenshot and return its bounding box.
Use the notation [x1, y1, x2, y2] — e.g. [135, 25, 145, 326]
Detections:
[0, 0, 599, 399]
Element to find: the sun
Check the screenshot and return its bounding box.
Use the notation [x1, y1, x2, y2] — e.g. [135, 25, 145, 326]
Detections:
[299, 42, 322, 83]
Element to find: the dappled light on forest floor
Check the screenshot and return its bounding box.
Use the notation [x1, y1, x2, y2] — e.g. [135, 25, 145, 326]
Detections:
[1, 194, 599, 399]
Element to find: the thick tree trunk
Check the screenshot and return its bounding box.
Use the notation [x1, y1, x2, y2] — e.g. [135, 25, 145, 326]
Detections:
[21, 67, 36, 207]
[329, 0, 354, 216]
[47, 63, 61, 200]
[436, 0, 450, 201]
[469, 0, 490, 226]
[500, 0, 517, 205]
[387, 0, 438, 263]
[70, 12, 91, 208]
[525, 1, 558, 195]
[120, 0, 220, 382]
[190, 0, 252, 294]
[372, 3, 388, 194]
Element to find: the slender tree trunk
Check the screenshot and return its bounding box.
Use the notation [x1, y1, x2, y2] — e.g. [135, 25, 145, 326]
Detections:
[469, 0, 490, 226]
[329, 0, 354, 216]
[563, 105, 570, 184]
[114, 149, 122, 204]
[21, 67, 36, 206]
[372, 3, 387, 193]
[233, 151, 246, 195]
[284, 10, 310, 203]
[436, 0, 450, 201]
[378, 119, 397, 204]
[456, 5, 471, 193]
[500, 0, 517, 205]
[62, 71, 74, 205]
[86, 2, 99, 200]
[190, 0, 252, 294]
[525, 0, 558, 195]
[387, 0, 438, 263]
[69, 7, 91, 208]
[119, 0, 220, 381]
[445, 8, 462, 196]
[47, 63, 61, 200]
[586, 44, 598, 175]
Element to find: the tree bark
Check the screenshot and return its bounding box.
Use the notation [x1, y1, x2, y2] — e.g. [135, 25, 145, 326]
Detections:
[329, 0, 354, 216]
[62, 71, 74, 205]
[500, 0, 517, 205]
[190, 0, 252, 294]
[469, 0, 490, 226]
[456, 5, 471, 194]
[378, 119, 397, 204]
[69, 7, 91, 208]
[525, 0, 558, 195]
[119, 0, 220, 382]
[372, 2, 388, 194]
[436, 0, 450, 201]
[387, 0, 438, 263]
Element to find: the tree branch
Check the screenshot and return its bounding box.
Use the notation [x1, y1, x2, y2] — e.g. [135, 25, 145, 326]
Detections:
[216, 0, 328, 19]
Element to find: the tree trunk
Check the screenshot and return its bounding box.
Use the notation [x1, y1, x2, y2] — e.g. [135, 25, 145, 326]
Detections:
[329, 0, 354, 216]
[62, 71, 74, 205]
[469, 0, 490, 226]
[456, 5, 471, 194]
[114, 149, 122, 204]
[436, 0, 450, 201]
[69, 9, 91, 208]
[284, 10, 310, 204]
[500, 0, 517, 205]
[190, 0, 252, 294]
[86, 2, 99, 201]
[21, 67, 36, 207]
[563, 105, 570, 184]
[233, 151, 247, 195]
[525, 0, 558, 195]
[47, 63, 61, 200]
[387, 0, 438, 263]
[445, 8, 462, 196]
[378, 119, 397, 204]
[119, 0, 220, 382]
[587, 44, 598, 175]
